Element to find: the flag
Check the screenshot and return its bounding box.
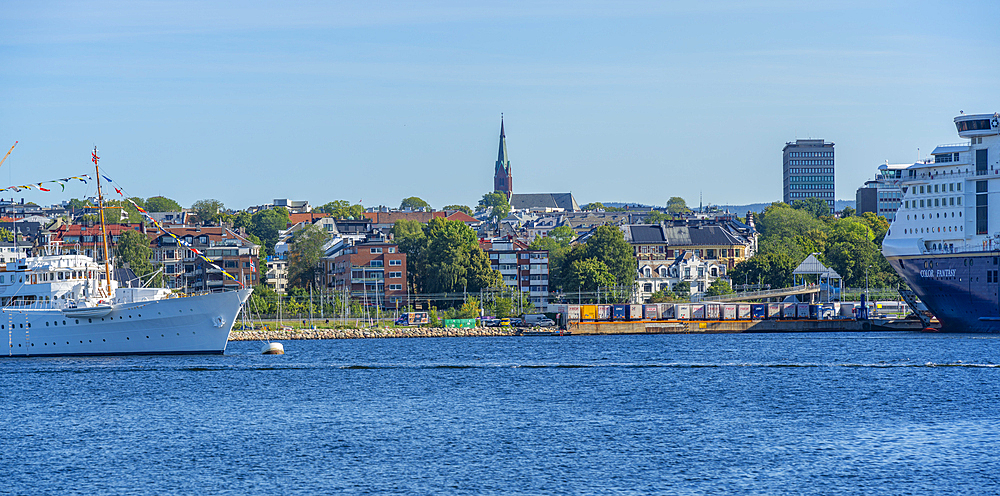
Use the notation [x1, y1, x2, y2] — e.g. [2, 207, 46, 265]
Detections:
[250, 259, 256, 273]
[102, 175, 112, 183]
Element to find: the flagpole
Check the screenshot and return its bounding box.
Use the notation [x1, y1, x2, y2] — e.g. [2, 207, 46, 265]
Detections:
[94, 147, 113, 298]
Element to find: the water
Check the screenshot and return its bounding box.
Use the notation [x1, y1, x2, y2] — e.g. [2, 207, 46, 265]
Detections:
[4, 332, 1000, 495]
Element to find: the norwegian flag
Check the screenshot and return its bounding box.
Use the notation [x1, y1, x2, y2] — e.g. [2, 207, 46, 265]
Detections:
[250, 259, 256, 273]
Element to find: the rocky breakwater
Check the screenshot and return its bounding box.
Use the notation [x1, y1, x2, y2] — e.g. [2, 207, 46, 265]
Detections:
[229, 327, 518, 341]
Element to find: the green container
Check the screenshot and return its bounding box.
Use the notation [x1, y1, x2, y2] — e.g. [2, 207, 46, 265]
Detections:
[443, 319, 477, 329]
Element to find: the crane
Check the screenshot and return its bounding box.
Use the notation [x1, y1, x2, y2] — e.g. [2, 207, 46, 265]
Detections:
[0, 141, 17, 169]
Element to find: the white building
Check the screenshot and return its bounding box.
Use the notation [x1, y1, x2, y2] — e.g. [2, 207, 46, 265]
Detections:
[636, 252, 728, 302]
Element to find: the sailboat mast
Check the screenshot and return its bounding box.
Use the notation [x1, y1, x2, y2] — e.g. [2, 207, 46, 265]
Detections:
[93, 147, 112, 297]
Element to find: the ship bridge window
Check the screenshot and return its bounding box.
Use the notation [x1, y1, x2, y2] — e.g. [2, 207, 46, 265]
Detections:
[956, 119, 993, 132]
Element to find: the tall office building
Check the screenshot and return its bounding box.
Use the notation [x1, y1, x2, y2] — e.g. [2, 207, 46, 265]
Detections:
[782, 139, 835, 212]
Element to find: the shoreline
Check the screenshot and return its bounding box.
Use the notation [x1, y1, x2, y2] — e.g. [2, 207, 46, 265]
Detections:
[229, 327, 517, 341]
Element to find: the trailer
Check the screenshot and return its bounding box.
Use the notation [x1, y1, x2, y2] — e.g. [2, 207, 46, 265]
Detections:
[737, 304, 752, 320]
[751, 304, 766, 320]
[691, 304, 706, 319]
[722, 304, 737, 320]
[796, 303, 810, 319]
[568, 305, 581, 322]
[643, 304, 659, 320]
[767, 303, 781, 319]
[705, 303, 720, 320]
[675, 304, 691, 320]
[581, 305, 598, 320]
[658, 303, 675, 319]
[612, 304, 627, 320]
[597, 305, 611, 320]
[781, 302, 797, 319]
[628, 304, 643, 320]
[808, 304, 821, 319]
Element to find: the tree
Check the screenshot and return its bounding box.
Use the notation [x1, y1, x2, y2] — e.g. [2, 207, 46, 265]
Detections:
[443, 205, 473, 215]
[115, 229, 162, 287]
[478, 192, 511, 223]
[248, 207, 289, 256]
[672, 281, 691, 298]
[319, 200, 364, 219]
[581, 202, 605, 211]
[792, 197, 832, 219]
[287, 224, 331, 288]
[192, 199, 225, 225]
[394, 218, 501, 298]
[705, 279, 734, 297]
[554, 225, 635, 292]
[0, 227, 13, 242]
[729, 251, 798, 289]
[145, 196, 182, 212]
[644, 211, 671, 224]
[666, 197, 690, 215]
[400, 197, 430, 210]
[563, 258, 616, 294]
[66, 198, 91, 210]
[840, 206, 856, 218]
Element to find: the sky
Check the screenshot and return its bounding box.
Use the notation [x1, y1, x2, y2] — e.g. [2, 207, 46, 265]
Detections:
[1, 1, 998, 211]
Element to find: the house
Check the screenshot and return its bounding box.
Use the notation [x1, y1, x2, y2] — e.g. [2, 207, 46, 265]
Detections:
[479, 237, 550, 306]
[635, 252, 729, 301]
[623, 216, 757, 269]
[149, 226, 261, 292]
[51, 223, 146, 262]
[325, 234, 408, 309]
[362, 210, 479, 232]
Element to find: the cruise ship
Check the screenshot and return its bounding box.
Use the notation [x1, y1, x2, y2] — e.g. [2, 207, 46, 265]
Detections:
[882, 112, 1000, 332]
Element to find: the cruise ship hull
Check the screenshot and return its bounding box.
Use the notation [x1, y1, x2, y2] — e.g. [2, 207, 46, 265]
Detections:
[3, 289, 252, 356]
[886, 252, 1000, 332]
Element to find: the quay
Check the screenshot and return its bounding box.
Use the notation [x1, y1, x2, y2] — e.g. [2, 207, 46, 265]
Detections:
[229, 318, 926, 341]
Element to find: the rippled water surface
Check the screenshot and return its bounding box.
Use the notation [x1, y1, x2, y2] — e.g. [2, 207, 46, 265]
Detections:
[4, 332, 1000, 494]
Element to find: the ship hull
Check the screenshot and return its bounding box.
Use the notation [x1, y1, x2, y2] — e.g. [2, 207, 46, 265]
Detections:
[2, 289, 251, 357]
[886, 252, 1000, 332]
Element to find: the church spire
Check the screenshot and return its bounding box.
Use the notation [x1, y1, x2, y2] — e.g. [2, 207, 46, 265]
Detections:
[494, 114, 512, 200]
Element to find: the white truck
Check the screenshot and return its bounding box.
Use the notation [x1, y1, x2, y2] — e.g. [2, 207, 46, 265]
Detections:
[522, 314, 556, 327]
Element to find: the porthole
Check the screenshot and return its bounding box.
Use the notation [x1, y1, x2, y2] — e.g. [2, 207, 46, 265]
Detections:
[126, 337, 129, 340]
[75, 320, 79, 324]
[129, 315, 132, 319]
[89, 319, 92, 323]
[63, 321, 66, 325]
[102, 339, 106, 342]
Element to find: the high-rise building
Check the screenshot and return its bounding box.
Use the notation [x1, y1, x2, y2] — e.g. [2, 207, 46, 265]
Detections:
[782, 139, 835, 212]
[494, 117, 513, 200]
[855, 163, 907, 221]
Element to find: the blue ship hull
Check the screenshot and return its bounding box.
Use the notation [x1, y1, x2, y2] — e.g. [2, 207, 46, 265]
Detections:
[887, 252, 1000, 332]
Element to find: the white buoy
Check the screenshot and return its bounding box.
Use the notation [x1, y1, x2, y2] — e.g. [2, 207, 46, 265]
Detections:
[261, 342, 285, 355]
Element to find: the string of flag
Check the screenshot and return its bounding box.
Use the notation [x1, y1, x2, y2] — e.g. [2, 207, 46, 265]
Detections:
[0, 174, 91, 193]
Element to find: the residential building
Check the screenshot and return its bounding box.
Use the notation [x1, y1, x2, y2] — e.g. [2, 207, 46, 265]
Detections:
[494, 117, 513, 200]
[273, 199, 311, 213]
[855, 163, 907, 220]
[265, 253, 289, 293]
[51, 223, 145, 261]
[509, 193, 579, 213]
[325, 235, 408, 309]
[149, 226, 261, 291]
[362, 210, 478, 232]
[480, 237, 549, 306]
[783, 139, 836, 212]
[622, 216, 758, 269]
[636, 252, 728, 301]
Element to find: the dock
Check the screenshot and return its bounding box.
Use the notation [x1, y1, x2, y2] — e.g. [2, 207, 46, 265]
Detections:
[569, 318, 926, 335]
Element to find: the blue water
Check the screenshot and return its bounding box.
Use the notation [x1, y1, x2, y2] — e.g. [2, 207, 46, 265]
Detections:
[4, 333, 1000, 495]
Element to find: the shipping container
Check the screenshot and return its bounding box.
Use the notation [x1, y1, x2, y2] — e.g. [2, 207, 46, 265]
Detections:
[628, 304, 643, 320]
[722, 304, 737, 320]
[568, 305, 581, 321]
[581, 305, 598, 320]
[767, 303, 782, 319]
[751, 304, 767, 320]
[643, 304, 659, 320]
[691, 304, 706, 319]
[597, 305, 611, 320]
[738, 304, 752, 320]
[781, 302, 797, 319]
[674, 304, 691, 320]
[840, 302, 856, 318]
[612, 304, 627, 320]
[796, 303, 810, 319]
[705, 303, 720, 320]
[658, 303, 675, 319]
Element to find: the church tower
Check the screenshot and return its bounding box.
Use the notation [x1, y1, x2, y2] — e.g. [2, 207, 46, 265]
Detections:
[494, 116, 513, 200]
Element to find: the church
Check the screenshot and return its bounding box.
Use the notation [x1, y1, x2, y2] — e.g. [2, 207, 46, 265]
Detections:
[492, 116, 578, 212]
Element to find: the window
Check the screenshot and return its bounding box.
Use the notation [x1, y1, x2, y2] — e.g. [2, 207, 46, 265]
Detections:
[225, 260, 237, 268]
[369, 260, 384, 267]
[388, 284, 403, 291]
[370, 248, 382, 254]
[388, 271, 402, 278]
[388, 247, 395, 253]
[166, 250, 175, 259]
[389, 259, 402, 266]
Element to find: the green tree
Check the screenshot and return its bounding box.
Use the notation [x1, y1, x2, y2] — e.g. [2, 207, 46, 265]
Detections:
[478, 192, 511, 223]
[555, 225, 635, 292]
[840, 206, 856, 218]
[443, 205, 473, 215]
[0, 227, 13, 242]
[792, 197, 832, 219]
[395, 218, 501, 297]
[115, 229, 162, 287]
[705, 278, 734, 297]
[581, 202, 605, 211]
[672, 281, 691, 298]
[319, 200, 365, 219]
[248, 207, 289, 256]
[666, 197, 690, 214]
[729, 251, 798, 289]
[66, 198, 91, 210]
[392, 219, 426, 293]
[287, 224, 331, 288]
[756, 202, 826, 241]
[563, 258, 616, 295]
[644, 211, 671, 224]
[400, 197, 430, 210]
[192, 199, 225, 225]
[144, 196, 183, 212]
[529, 225, 575, 290]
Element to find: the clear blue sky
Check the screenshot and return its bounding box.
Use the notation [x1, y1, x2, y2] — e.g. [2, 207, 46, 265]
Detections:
[2, 1, 997, 211]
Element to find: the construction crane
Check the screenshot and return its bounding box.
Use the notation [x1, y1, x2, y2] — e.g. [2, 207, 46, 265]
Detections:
[0, 141, 17, 169]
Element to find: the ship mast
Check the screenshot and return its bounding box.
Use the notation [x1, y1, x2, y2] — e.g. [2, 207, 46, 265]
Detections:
[93, 147, 112, 298]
